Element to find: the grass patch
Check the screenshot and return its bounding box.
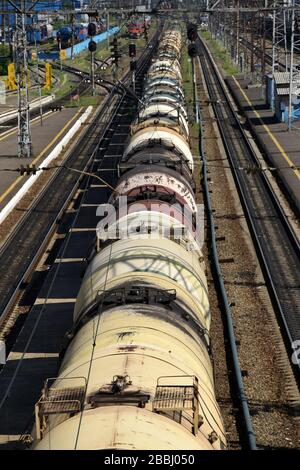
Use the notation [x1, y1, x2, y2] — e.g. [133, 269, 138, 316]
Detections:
[181, 48, 194, 122]
[65, 94, 102, 108]
[200, 31, 239, 76]
[0, 44, 12, 75]
[181, 45, 200, 157]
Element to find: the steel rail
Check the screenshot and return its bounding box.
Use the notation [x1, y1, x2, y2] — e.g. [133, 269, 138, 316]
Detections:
[196, 71, 257, 451]
[0, 29, 161, 443]
[0, 93, 117, 330]
[197, 36, 300, 383]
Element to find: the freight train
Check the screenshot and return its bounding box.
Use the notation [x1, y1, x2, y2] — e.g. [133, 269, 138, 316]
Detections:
[127, 16, 151, 39]
[56, 24, 88, 49]
[31, 25, 227, 450]
[26, 24, 55, 44]
[56, 22, 106, 49]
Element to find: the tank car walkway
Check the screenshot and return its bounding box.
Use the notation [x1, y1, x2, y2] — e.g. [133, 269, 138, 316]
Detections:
[0, 107, 84, 210]
[226, 76, 300, 216]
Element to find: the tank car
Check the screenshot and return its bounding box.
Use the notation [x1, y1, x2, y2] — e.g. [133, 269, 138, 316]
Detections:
[31, 26, 227, 451]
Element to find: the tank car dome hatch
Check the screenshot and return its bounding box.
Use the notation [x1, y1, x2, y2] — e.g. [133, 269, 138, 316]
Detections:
[144, 89, 186, 107]
[137, 103, 189, 137]
[33, 407, 221, 450]
[96, 209, 202, 253]
[112, 170, 196, 214]
[123, 128, 193, 171]
[145, 77, 184, 94]
[74, 238, 210, 328]
[119, 147, 193, 182]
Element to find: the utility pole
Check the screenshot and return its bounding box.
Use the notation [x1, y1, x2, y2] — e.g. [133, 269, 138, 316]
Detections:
[236, 0, 240, 66]
[71, 13, 75, 60]
[106, 10, 110, 51]
[34, 33, 43, 126]
[88, 22, 97, 96]
[272, 0, 288, 76]
[288, 0, 300, 131]
[14, 0, 31, 158]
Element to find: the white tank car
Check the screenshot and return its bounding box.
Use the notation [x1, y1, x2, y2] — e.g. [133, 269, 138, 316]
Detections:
[31, 27, 227, 450]
[138, 103, 189, 137]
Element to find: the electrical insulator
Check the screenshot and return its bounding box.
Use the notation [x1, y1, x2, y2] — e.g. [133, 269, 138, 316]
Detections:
[129, 43, 136, 58]
[187, 23, 198, 42]
[19, 164, 37, 176]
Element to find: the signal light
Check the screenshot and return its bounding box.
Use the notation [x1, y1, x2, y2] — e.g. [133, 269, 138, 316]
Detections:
[130, 60, 137, 71]
[188, 43, 198, 57]
[187, 23, 198, 42]
[88, 40, 97, 53]
[110, 35, 120, 66]
[129, 43, 136, 58]
[88, 22, 97, 37]
[143, 22, 149, 42]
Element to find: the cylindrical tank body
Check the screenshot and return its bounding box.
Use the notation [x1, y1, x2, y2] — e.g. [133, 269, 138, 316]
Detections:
[31, 26, 226, 451]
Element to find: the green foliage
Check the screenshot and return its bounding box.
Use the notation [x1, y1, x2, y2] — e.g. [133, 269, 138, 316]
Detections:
[200, 31, 239, 76]
[52, 19, 68, 30]
[181, 47, 200, 156]
[0, 44, 12, 75]
[65, 95, 102, 108]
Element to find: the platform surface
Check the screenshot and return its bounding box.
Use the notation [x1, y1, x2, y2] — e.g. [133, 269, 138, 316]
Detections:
[0, 106, 85, 210]
[227, 76, 300, 215]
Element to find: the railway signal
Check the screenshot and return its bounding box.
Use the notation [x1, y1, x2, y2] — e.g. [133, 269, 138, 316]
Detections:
[88, 40, 97, 95]
[110, 35, 121, 67]
[88, 40, 97, 53]
[129, 43, 136, 58]
[188, 43, 198, 58]
[88, 22, 97, 37]
[187, 23, 198, 42]
[143, 21, 149, 43]
[130, 59, 137, 92]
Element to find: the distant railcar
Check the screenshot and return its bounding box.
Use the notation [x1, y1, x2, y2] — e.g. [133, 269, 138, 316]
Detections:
[27, 24, 54, 44]
[57, 24, 89, 49]
[128, 22, 143, 39]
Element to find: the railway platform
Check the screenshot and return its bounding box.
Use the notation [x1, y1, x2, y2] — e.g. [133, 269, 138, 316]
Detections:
[0, 94, 55, 124]
[226, 76, 300, 216]
[0, 106, 88, 211]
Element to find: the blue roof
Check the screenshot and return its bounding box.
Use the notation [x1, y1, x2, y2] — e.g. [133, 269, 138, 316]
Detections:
[3, 1, 62, 10]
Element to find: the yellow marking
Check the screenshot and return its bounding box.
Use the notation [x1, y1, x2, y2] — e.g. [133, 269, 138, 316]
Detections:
[0, 104, 72, 140]
[0, 110, 54, 142]
[0, 108, 83, 205]
[232, 76, 300, 181]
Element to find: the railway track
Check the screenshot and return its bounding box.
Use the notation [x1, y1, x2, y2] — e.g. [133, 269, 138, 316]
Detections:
[0, 28, 161, 449]
[0, 53, 113, 134]
[0, 29, 161, 343]
[0, 39, 150, 136]
[197, 36, 300, 383]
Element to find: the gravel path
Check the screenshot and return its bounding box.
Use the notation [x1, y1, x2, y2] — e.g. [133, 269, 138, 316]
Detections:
[195, 55, 300, 450]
